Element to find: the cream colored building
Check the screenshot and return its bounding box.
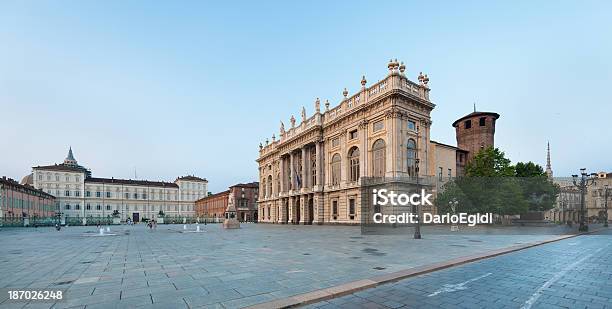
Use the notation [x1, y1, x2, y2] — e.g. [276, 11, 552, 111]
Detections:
[24, 148, 207, 222]
[257, 60, 464, 225]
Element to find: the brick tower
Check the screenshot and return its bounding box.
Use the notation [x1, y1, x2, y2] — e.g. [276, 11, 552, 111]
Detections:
[452, 109, 500, 163]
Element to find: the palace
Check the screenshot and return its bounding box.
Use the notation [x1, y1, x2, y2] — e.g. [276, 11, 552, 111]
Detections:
[22, 148, 207, 223]
[256, 59, 499, 225]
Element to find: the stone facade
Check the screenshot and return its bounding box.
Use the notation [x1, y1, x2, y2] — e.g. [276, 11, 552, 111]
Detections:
[25, 148, 207, 222]
[257, 60, 471, 225]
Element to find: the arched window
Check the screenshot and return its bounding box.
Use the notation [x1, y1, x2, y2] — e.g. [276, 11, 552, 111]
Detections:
[407, 139, 417, 177]
[267, 175, 273, 197]
[372, 139, 386, 177]
[310, 148, 317, 186]
[348, 147, 360, 182]
[331, 154, 341, 185]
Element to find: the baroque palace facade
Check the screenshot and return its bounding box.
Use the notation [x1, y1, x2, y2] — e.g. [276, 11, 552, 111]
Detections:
[22, 148, 207, 222]
[257, 59, 497, 225]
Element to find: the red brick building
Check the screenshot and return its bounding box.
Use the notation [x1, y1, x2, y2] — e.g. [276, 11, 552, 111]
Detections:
[195, 182, 259, 222]
[1, 176, 56, 225]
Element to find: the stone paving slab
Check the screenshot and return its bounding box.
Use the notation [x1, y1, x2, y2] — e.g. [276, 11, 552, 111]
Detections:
[0, 224, 592, 308]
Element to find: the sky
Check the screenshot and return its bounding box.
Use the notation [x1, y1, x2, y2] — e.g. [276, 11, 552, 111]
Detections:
[1, 0, 610, 192]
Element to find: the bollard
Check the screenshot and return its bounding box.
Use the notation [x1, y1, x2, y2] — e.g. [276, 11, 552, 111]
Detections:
[99, 228, 104, 236]
[196, 225, 201, 232]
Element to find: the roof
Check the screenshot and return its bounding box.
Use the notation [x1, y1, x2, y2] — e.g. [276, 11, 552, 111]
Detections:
[430, 141, 468, 153]
[0, 176, 56, 199]
[452, 111, 500, 127]
[175, 175, 208, 182]
[20, 173, 33, 186]
[33, 163, 90, 173]
[195, 190, 230, 203]
[230, 182, 259, 189]
[86, 177, 179, 188]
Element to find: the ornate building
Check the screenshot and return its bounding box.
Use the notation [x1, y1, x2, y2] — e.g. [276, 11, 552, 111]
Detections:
[23, 148, 207, 223]
[256, 60, 491, 225]
[1, 176, 56, 225]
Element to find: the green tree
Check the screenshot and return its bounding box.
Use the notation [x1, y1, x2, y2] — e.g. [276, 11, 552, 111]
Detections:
[514, 161, 559, 211]
[466, 147, 515, 177]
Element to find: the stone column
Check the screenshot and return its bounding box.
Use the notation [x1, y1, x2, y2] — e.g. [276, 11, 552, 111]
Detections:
[299, 195, 306, 224]
[315, 141, 321, 188]
[289, 152, 295, 192]
[313, 193, 324, 225]
[279, 156, 285, 193]
[359, 120, 368, 179]
[301, 147, 307, 191]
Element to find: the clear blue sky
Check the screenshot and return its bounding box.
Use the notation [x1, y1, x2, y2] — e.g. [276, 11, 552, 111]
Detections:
[1, 0, 610, 192]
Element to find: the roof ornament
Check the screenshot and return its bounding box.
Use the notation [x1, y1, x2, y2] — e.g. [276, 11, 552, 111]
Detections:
[361, 75, 367, 88]
[259, 143, 263, 150]
[393, 59, 399, 71]
[325, 99, 330, 112]
[290, 115, 296, 128]
[280, 121, 285, 134]
[315, 98, 320, 113]
[265, 138, 269, 146]
[388, 59, 394, 73]
[272, 134, 276, 142]
[399, 62, 406, 75]
[423, 73, 430, 85]
[343, 88, 348, 99]
[301, 106, 306, 122]
[418, 72, 425, 85]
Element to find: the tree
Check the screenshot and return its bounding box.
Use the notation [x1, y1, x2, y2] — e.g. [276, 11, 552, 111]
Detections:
[514, 161, 559, 211]
[466, 147, 515, 177]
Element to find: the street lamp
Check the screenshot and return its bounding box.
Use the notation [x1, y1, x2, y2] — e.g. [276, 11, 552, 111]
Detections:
[413, 158, 421, 239]
[603, 185, 610, 228]
[572, 168, 597, 232]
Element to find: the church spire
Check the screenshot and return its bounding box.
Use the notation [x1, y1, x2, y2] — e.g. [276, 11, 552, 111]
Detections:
[64, 146, 78, 166]
[545, 142, 553, 179]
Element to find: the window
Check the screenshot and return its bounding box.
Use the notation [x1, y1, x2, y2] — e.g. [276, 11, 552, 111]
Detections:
[267, 175, 273, 197]
[465, 120, 472, 129]
[373, 120, 384, 132]
[38, 174, 42, 180]
[125, 193, 129, 199]
[407, 139, 417, 177]
[96, 191, 101, 198]
[349, 129, 358, 140]
[479, 117, 486, 126]
[332, 200, 338, 217]
[407, 120, 416, 131]
[106, 205, 111, 210]
[76, 176, 80, 182]
[55, 175, 60, 181]
[372, 139, 386, 177]
[75, 204, 80, 210]
[65, 190, 70, 197]
[142, 193, 147, 200]
[96, 204, 101, 210]
[331, 137, 339, 147]
[75, 191, 80, 197]
[348, 147, 360, 182]
[66, 176, 70, 182]
[311, 148, 317, 186]
[133, 193, 138, 199]
[438, 167, 443, 181]
[331, 154, 341, 185]
[65, 204, 70, 210]
[106, 192, 111, 198]
[349, 199, 355, 218]
[86, 204, 91, 210]
[448, 168, 452, 178]
[86, 191, 91, 197]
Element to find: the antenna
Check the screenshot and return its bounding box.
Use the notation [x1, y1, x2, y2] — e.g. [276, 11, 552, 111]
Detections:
[134, 167, 137, 179]
[473, 102, 476, 112]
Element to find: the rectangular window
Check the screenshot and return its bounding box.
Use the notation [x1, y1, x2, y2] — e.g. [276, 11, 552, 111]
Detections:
[66, 176, 70, 182]
[448, 169, 452, 178]
[349, 199, 355, 218]
[75, 191, 80, 197]
[106, 205, 111, 210]
[86, 191, 91, 197]
[407, 120, 416, 131]
[438, 167, 443, 180]
[133, 193, 138, 199]
[96, 191, 101, 198]
[142, 193, 147, 200]
[331, 137, 339, 147]
[86, 204, 91, 210]
[125, 193, 129, 199]
[106, 192, 111, 198]
[373, 120, 384, 132]
[96, 204, 101, 210]
[479, 117, 486, 126]
[349, 130, 358, 140]
[465, 120, 472, 129]
[65, 190, 70, 197]
[65, 204, 70, 210]
[332, 200, 338, 217]
[75, 204, 80, 210]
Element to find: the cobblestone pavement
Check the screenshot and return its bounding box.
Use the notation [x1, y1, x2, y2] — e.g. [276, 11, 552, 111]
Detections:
[307, 228, 612, 309]
[0, 224, 582, 308]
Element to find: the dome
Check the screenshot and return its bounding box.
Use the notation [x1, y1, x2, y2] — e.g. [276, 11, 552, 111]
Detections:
[20, 173, 33, 186]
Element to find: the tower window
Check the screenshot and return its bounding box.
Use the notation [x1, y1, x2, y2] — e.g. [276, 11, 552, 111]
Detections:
[479, 117, 486, 126]
[464, 120, 472, 129]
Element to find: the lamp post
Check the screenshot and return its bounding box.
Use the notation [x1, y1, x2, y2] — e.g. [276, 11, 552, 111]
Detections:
[572, 168, 597, 232]
[604, 185, 610, 228]
[413, 158, 422, 239]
